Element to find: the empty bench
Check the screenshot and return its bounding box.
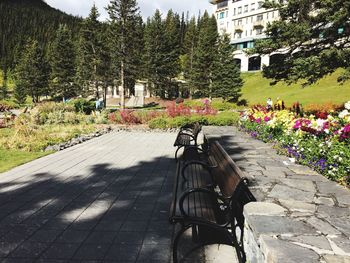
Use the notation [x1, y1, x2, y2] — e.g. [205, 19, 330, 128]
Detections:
[169, 141, 256, 263]
[173, 123, 202, 161]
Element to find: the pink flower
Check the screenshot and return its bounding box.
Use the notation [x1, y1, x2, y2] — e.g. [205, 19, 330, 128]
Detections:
[264, 116, 271, 122]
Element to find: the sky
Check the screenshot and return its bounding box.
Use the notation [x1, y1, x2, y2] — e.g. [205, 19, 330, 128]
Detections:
[45, 0, 213, 21]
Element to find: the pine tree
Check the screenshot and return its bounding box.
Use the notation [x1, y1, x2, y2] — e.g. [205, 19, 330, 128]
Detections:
[15, 39, 50, 103]
[190, 12, 218, 97]
[107, 0, 141, 109]
[49, 24, 77, 100]
[99, 23, 115, 108]
[182, 16, 197, 81]
[76, 4, 102, 97]
[212, 34, 243, 102]
[163, 10, 181, 98]
[144, 10, 168, 98]
[254, 0, 350, 85]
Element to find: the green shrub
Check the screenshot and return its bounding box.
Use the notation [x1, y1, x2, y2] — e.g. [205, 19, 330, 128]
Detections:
[147, 112, 240, 129]
[211, 100, 238, 111]
[148, 117, 169, 129]
[70, 98, 95, 115]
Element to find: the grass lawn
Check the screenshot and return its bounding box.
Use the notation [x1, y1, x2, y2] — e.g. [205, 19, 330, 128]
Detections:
[0, 124, 99, 173]
[241, 70, 350, 106]
[0, 148, 48, 173]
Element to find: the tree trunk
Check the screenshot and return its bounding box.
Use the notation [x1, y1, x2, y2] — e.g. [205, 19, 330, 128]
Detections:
[120, 60, 125, 110]
[103, 82, 107, 109]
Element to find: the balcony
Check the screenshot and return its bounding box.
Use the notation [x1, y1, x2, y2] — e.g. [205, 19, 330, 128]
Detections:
[253, 20, 265, 28]
[234, 25, 244, 32]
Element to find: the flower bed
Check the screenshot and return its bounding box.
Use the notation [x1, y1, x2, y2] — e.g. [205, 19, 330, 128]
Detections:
[240, 102, 350, 185]
[107, 101, 239, 128]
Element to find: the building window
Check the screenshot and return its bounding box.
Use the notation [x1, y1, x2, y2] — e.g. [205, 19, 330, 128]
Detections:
[238, 7, 242, 14]
[266, 12, 269, 19]
[272, 11, 275, 18]
[256, 28, 263, 35]
[233, 8, 236, 16]
[246, 18, 248, 24]
[257, 14, 263, 21]
[251, 3, 255, 11]
[219, 12, 225, 19]
[237, 19, 242, 25]
[258, 1, 264, 9]
[247, 41, 255, 48]
[244, 5, 248, 13]
[236, 32, 242, 39]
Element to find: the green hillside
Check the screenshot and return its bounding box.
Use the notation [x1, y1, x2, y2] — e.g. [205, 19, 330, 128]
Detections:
[241, 70, 350, 107]
[0, 0, 81, 69]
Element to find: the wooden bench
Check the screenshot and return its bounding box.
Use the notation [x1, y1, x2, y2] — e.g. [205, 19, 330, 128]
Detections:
[173, 123, 202, 161]
[169, 141, 256, 263]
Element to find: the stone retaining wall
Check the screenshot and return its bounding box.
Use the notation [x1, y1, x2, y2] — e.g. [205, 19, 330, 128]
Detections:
[203, 126, 350, 263]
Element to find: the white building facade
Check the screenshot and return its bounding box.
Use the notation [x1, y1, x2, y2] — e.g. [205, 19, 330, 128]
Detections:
[210, 0, 281, 72]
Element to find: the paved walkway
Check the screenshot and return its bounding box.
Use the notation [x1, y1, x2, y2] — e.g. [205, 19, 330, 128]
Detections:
[0, 131, 177, 263]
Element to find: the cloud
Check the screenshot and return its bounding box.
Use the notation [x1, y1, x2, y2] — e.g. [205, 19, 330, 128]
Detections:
[45, 0, 213, 20]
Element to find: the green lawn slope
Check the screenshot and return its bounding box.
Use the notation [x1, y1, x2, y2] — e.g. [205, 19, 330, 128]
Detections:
[241, 70, 350, 107]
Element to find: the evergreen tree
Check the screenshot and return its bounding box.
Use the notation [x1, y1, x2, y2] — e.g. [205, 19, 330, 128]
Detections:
[163, 10, 181, 98]
[212, 34, 243, 101]
[182, 16, 197, 81]
[76, 4, 102, 97]
[254, 0, 350, 85]
[0, 70, 8, 100]
[49, 24, 77, 100]
[107, 0, 141, 109]
[99, 23, 115, 108]
[190, 12, 218, 97]
[144, 10, 168, 98]
[15, 39, 50, 103]
[0, 0, 81, 71]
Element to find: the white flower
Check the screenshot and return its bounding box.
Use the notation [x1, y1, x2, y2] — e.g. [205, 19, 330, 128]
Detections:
[345, 101, 350, 110]
[339, 110, 349, 119]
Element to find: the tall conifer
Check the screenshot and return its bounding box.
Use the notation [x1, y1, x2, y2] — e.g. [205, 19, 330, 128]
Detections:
[212, 34, 243, 101]
[15, 39, 50, 103]
[107, 0, 141, 109]
[49, 24, 76, 100]
[190, 12, 218, 97]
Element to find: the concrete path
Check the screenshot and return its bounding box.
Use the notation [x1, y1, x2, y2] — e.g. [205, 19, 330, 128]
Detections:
[0, 131, 177, 263]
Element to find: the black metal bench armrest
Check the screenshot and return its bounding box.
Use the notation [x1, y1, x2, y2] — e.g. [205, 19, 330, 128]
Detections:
[181, 160, 217, 181]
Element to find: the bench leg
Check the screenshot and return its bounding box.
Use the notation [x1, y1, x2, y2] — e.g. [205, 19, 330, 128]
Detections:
[173, 224, 192, 263]
[175, 146, 184, 162]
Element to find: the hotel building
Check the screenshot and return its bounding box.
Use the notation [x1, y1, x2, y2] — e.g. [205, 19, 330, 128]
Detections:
[210, 0, 282, 72]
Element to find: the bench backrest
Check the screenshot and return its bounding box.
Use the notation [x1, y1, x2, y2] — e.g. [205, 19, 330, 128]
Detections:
[209, 141, 248, 198]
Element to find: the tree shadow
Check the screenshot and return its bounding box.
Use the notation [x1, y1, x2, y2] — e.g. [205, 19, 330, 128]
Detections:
[0, 156, 176, 262]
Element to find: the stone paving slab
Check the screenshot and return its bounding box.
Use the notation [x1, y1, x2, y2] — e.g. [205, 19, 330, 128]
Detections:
[0, 131, 177, 263]
[204, 126, 350, 263]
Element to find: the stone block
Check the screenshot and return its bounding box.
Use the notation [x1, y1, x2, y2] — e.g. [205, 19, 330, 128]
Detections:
[323, 255, 350, 263]
[245, 215, 315, 237]
[269, 185, 315, 202]
[259, 235, 320, 263]
[244, 202, 287, 217]
[280, 178, 316, 192]
[282, 235, 332, 251]
[279, 200, 316, 213]
[304, 216, 341, 236]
